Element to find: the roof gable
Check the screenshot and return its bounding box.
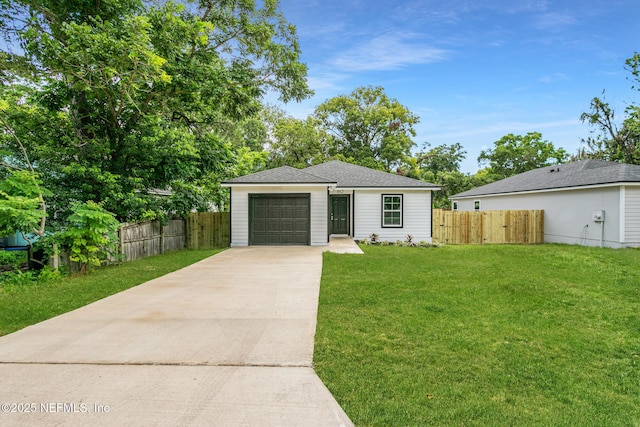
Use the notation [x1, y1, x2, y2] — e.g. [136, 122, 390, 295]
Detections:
[452, 159, 640, 198]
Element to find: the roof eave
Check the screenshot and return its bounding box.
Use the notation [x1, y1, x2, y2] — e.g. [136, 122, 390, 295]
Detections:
[449, 181, 640, 199]
[337, 186, 441, 191]
[221, 182, 336, 187]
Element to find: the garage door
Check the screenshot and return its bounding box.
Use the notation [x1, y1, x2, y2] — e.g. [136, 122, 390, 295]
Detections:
[249, 194, 310, 245]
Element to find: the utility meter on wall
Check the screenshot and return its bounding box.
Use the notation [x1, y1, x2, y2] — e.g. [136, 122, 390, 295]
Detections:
[592, 210, 605, 222]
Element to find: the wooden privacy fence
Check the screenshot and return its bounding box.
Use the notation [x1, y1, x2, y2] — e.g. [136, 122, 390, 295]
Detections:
[121, 212, 230, 259]
[119, 219, 187, 261]
[432, 209, 544, 244]
[187, 211, 230, 249]
[52, 212, 230, 271]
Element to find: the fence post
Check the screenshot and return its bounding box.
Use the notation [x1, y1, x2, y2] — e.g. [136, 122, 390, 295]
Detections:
[119, 223, 125, 257]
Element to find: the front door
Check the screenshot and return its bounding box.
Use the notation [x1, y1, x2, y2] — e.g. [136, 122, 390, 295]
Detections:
[330, 195, 349, 235]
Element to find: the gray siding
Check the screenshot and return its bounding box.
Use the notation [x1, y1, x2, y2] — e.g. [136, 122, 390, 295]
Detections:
[454, 187, 623, 248]
[625, 186, 640, 247]
[230, 185, 328, 246]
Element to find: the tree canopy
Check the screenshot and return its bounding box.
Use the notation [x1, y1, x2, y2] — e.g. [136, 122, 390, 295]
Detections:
[0, 0, 311, 223]
[579, 52, 640, 165]
[478, 132, 568, 179]
[313, 85, 419, 171]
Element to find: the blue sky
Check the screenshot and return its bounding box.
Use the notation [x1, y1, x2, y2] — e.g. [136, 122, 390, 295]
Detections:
[271, 0, 640, 173]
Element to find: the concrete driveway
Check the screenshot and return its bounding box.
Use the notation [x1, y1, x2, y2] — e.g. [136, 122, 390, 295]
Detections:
[0, 247, 354, 426]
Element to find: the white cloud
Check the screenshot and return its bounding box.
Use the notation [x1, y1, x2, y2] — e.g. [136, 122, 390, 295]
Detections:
[329, 32, 451, 72]
[533, 11, 577, 30]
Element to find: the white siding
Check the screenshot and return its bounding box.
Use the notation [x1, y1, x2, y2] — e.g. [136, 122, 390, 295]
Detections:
[453, 186, 623, 248]
[229, 185, 328, 246]
[353, 190, 433, 242]
[625, 186, 640, 247]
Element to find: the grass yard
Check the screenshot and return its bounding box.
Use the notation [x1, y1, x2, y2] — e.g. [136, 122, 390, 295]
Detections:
[0, 248, 223, 336]
[315, 244, 640, 426]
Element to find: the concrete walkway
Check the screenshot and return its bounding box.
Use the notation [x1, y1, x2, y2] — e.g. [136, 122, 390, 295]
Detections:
[326, 236, 364, 254]
[0, 247, 354, 426]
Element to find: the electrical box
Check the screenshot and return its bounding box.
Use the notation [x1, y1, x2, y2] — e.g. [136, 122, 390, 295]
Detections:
[592, 210, 605, 222]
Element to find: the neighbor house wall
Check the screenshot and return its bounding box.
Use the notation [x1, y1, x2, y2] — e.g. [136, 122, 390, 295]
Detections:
[353, 189, 433, 243]
[625, 186, 640, 247]
[229, 185, 328, 246]
[453, 186, 623, 248]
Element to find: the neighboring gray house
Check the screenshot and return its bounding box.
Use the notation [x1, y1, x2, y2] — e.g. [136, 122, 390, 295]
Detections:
[450, 159, 640, 248]
[222, 160, 440, 246]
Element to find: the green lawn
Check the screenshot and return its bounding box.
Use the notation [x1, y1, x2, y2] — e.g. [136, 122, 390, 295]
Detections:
[315, 244, 640, 426]
[0, 248, 223, 336]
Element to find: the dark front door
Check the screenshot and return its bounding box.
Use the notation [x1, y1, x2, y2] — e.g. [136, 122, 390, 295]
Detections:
[330, 195, 349, 235]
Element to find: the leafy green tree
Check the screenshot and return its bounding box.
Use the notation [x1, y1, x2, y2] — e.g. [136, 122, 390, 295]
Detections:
[0, 170, 48, 242]
[0, 0, 312, 222]
[478, 132, 568, 179]
[403, 143, 492, 208]
[579, 53, 640, 165]
[313, 86, 419, 171]
[56, 201, 120, 273]
[414, 142, 466, 174]
[263, 107, 330, 168]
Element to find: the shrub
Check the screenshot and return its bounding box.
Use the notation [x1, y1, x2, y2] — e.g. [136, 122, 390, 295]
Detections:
[56, 201, 120, 273]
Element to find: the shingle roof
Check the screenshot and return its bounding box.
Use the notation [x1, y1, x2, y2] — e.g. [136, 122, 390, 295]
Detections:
[224, 160, 439, 189]
[451, 159, 640, 198]
[305, 160, 439, 188]
[222, 165, 336, 184]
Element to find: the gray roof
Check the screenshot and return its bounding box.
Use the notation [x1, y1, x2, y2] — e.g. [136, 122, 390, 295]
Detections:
[305, 161, 438, 188]
[223, 165, 336, 185]
[451, 159, 640, 198]
[224, 160, 439, 188]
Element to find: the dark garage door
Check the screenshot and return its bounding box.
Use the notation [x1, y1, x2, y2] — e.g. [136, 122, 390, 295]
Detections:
[249, 194, 310, 245]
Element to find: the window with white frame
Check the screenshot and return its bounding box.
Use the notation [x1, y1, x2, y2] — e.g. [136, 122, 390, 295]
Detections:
[452, 201, 458, 211]
[474, 200, 481, 211]
[382, 195, 403, 227]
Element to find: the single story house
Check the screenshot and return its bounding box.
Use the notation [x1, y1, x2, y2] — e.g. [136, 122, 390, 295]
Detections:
[221, 160, 440, 246]
[449, 159, 640, 248]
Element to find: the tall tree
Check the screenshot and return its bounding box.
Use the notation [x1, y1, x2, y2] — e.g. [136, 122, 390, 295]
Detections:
[579, 52, 640, 165]
[478, 132, 568, 179]
[0, 0, 312, 222]
[313, 86, 419, 171]
[414, 142, 466, 174]
[404, 143, 492, 209]
[263, 107, 330, 169]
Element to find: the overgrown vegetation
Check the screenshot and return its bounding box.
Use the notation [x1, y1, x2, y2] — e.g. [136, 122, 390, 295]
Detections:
[315, 245, 640, 426]
[0, 248, 222, 336]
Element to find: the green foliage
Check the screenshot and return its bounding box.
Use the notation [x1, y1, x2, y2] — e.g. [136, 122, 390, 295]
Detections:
[0, 170, 48, 239]
[0, 269, 36, 286]
[0, 250, 26, 270]
[415, 142, 467, 174]
[57, 201, 120, 273]
[478, 132, 568, 179]
[0, 0, 312, 221]
[578, 52, 640, 165]
[402, 143, 493, 208]
[265, 107, 330, 168]
[314, 85, 419, 171]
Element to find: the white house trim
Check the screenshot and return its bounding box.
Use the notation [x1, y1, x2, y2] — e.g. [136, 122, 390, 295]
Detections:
[620, 186, 626, 244]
